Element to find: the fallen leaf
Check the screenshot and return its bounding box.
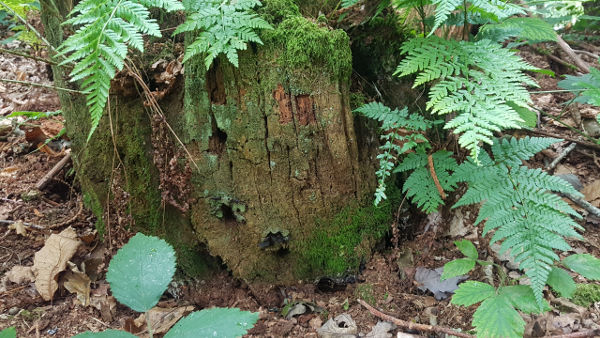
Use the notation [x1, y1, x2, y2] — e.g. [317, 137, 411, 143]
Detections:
[582, 180, 600, 206]
[415, 267, 468, 300]
[90, 282, 116, 322]
[62, 262, 91, 306]
[8, 221, 27, 236]
[133, 306, 194, 335]
[6, 265, 34, 284]
[32, 227, 81, 301]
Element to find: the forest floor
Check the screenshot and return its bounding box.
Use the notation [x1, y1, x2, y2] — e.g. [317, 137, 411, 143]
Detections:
[2, 37, 600, 337]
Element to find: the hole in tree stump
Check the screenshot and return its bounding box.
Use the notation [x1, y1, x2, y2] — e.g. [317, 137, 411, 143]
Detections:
[209, 127, 227, 155]
[206, 60, 226, 105]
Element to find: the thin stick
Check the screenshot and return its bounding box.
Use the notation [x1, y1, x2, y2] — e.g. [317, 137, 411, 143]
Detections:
[573, 49, 599, 60]
[428, 154, 446, 199]
[0, 220, 45, 230]
[547, 143, 576, 171]
[545, 329, 600, 338]
[358, 299, 475, 338]
[526, 129, 600, 152]
[0, 47, 57, 65]
[36, 151, 71, 190]
[564, 192, 600, 219]
[0, 0, 59, 55]
[556, 35, 590, 73]
[0, 78, 84, 94]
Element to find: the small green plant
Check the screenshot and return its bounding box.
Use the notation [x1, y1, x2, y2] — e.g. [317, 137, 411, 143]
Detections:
[558, 59, 600, 107]
[174, 0, 272, 69]
[0, 327, 16, 338]
[572, 283, 600, 308]
[75, 233, 258, 338]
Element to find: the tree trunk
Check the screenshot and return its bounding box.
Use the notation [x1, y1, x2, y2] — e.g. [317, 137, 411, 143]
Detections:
[41, 0, 401, 283]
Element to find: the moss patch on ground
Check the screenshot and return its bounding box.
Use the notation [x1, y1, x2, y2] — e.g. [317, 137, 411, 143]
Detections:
[298, 185, 402, 277]
[572, 283, 600, 308]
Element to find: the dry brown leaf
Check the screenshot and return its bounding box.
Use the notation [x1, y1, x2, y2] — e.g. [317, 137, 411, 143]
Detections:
[133, 306, 195, 335]
[63, 263, 91, 306]
[32, 227, 81, 301]
[582, 180, 600, 206]
[8, 220, 27, 236]
[6, 265, 34, 284]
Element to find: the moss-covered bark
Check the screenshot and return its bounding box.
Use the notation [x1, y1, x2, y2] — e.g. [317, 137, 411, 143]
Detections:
[41, 0, 394, 283]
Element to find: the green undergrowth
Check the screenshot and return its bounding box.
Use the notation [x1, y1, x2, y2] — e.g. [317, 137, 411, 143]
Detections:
[299, 184, 402, 277]
[262, 15, 352, 81]
[572, 283, 600, 308]
[259, 0, 300, 24]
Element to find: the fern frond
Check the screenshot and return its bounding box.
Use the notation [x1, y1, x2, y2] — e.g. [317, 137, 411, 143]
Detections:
[59, 0, 183, 140]
[394, 150, 458, 213]
[175, 0, 273, 68]
[397, 37, 538, 161]
[477, 17, 557, 43]
[354, 102, 430, 131]
[452, 136, 583, 308]
[430, 0, 462, 33]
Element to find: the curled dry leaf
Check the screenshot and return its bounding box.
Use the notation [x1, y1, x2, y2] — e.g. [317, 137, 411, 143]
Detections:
[62, 262, 91, 306]
[32, 227, 81, 301]
[133, 306, 195, 335]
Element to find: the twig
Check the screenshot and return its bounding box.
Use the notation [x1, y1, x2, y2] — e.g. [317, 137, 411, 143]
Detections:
[357, 299, 475, 338]
[547, 142, 576, 171]
[526, 129, 600, 152]
[0, 47, 57, 65]
[573, 49, 600, 60]
[428, 154, 446, 199]
[36, 151, 71, 190]
[556, 35, 590, 73]
[0, 78, 85, 94]
[564, 192, 600, 219]
[0, 285, 27, 296]
[545, 329, 600, 338]
[545, 53, 578, 71]
[0, 220, 45, 230]
[0, 0, 59, 55]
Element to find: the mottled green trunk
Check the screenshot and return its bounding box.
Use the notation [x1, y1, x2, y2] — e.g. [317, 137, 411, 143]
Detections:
[41, 0, 388, 283]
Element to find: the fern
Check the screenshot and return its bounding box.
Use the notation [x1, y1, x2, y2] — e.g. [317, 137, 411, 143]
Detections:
[453, 136, 584, 308]
[174, 0, 272, 69]
[396, 37, 539, 161]
[394, 150, 458, 213]
[558, 62, 600, 106]
[429, 0, 525, 34]
[58, 0, 183, 140]
[341, 0, 360, 7]
[355, 102, 431, 205]
[477, 17, 557, 43]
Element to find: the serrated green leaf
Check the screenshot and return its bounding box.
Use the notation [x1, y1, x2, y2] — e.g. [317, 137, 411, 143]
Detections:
[164, 308, 259, 338]
[499, 285, 550, 314]
[0, 327, 16, 338]
[451, 281, 495, 306]
[455, 239, 478, 260]
[563, 254, 600, 280]
[73, 330, 137, 338]
[106, 233, 176, 312]
[547, 267, 576, 298]
[472, 295, 525, 338]
[442, 258, 476, 280]
[506, 101, 537, 128]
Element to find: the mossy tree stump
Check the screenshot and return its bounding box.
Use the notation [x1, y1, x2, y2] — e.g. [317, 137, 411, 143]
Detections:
[41, 0, 392, 283]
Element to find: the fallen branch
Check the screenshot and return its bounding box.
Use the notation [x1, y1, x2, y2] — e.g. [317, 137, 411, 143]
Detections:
[0, 47, 57, 65]
[546, 329, 600, 338]
[357, 299, 474, 338]
[428, 154, 446, 200]
[556, 35, 590, 73]
[547, 142, 576, 171]
[573, 49, 600, 60]
[36, 151, 71, 190]
[0, 219, 45, 230]
[564, 192, 600, 219]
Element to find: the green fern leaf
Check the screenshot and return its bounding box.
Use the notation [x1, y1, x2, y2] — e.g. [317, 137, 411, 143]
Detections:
[430, 0, 462, 33]
[394, 150, 458, 213]
[396, 37, 538, 161]
[175, 0, 272, 69]
[472, 295, 525, 338]
[453, 136, 583, 309]
[477, 17, 557, 43]
[58, 0, 183, 140]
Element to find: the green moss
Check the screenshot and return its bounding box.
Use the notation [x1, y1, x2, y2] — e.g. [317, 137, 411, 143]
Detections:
[83, 191, 105, 236]
[350, 92, 367, 110]
[572, 283, 600, 308]
[298, 184, 402, 277]
[262, 16, 352, 81]
[259, 0, 300, 24]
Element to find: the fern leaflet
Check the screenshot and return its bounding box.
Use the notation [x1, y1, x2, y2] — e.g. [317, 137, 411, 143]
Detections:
[355, 102, 432, 205]
[174, 0, 272, 69]
[477, 17, 557, 43]
[453, 137, 583, 308]
[394, 150, 458, 213]
[58, 0, 183, 140]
